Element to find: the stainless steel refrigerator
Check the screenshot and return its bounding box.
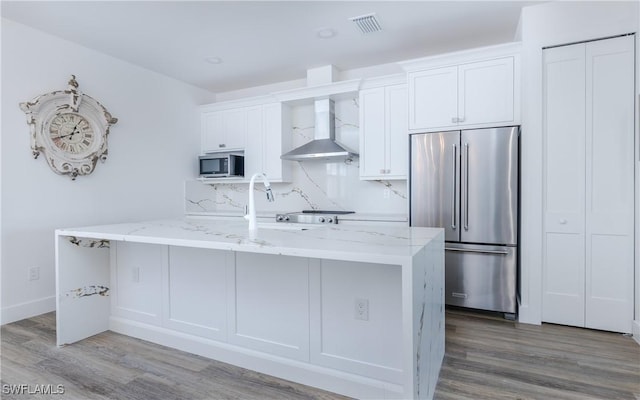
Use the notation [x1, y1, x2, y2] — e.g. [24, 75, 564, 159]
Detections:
[410, 126, 518, 316]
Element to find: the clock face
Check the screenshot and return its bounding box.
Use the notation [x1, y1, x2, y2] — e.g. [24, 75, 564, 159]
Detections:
[48, 113, 95, 155]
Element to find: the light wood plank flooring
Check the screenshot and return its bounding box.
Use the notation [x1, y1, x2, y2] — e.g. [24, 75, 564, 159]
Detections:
[1, 309, 638, 399]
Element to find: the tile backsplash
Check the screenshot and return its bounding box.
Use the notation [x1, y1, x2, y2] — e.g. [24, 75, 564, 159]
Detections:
[185, 97, 408, 216]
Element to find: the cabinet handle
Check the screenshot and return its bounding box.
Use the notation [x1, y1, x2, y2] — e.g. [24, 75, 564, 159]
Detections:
[445, 247, 509, 255]
[559, 219, 568, 225]
[451, 117, 458, 123]
[451, 143, 457, 230]
[458, 117, 465, 123]
[451, 292, 468, 299]
[380, 169, 386, 174]
[464, 143, 469, 231]
[219, 144, 226, 148]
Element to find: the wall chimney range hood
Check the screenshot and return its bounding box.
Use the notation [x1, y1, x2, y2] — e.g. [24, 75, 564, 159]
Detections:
[280, 98, 357, 162]
[275, 65, 360, 163]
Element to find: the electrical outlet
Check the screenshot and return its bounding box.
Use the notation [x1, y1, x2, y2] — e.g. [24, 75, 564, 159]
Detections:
[354, 298, 369, 321]
[132, 267, 140, 283]
[28, 266, 40, 281]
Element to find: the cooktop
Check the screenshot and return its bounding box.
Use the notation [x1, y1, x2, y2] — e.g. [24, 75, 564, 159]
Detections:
[276, 210, 355, 224]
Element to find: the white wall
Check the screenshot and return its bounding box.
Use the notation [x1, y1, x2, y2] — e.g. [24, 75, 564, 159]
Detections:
[0, 19, 215, 324]
[519, 1, 639, 325]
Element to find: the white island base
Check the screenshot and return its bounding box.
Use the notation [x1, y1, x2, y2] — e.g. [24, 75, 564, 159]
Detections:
[55, 218, 444, 399]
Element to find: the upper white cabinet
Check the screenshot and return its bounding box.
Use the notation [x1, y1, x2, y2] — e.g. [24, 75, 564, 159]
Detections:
[359, 82, 408, 180]
[458, 57, 514, 126]
[542, 35, 634, 334]
[262, 103, 292, 182]
[201, 107, 252, 152]
[408, 66, 458, 130]
[402, 43, 520, 132]
[200, 100, 292, 183]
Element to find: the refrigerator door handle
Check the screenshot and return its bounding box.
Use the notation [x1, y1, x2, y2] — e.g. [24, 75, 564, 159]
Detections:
[464, 142, 469, 231]
[451, 143, 457, 230]
[445, 247, 509, 255]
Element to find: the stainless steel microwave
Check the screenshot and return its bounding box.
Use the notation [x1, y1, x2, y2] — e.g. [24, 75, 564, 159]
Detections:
[199, 153, 244, 178]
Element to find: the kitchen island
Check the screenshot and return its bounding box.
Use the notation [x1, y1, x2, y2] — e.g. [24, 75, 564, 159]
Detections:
[55, 217, 444, 399]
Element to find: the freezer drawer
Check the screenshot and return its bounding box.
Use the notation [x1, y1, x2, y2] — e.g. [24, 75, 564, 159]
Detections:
[445, 243, 517, 314]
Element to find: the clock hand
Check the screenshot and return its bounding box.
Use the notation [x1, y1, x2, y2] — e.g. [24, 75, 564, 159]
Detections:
[55, 121, 83, 139]
[57, 132, 73, 139]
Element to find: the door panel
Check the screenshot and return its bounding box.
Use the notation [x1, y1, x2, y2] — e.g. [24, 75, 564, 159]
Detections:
[460, 127, 518, 245]
[458, 57, 514, 125]
[408, 66, 458, 130]
[444, 243, 516, 313]
[542, 43, 587, 327]
[386, 84, 408, 178]
[410, 131, 460, 242]
[542, 233, 585, 327]
[359, 88, 386, 178]
[584, 35, 634, 333]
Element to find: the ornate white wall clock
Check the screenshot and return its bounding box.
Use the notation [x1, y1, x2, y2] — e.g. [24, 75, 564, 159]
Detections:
[19, 75, 118, 180]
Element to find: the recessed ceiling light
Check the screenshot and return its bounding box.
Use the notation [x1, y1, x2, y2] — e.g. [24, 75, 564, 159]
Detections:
[316, 27, 337, 39]
[205, 56, 223, 65]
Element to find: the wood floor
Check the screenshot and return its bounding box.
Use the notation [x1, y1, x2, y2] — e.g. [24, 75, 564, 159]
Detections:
[1, 309, 638, 399]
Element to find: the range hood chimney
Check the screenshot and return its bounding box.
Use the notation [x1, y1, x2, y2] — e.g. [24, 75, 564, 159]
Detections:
[280, 66, 358, 162]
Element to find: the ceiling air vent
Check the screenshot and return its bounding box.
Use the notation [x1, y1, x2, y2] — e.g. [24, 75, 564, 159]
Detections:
[349, 13, 382, 34]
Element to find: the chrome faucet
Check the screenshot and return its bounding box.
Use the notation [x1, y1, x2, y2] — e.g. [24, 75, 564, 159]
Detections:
[244, 173, 274, 232]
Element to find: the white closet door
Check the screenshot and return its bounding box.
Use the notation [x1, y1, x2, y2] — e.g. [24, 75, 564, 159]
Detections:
[584, 36, 635, 333]
[542, 44, 587, 327]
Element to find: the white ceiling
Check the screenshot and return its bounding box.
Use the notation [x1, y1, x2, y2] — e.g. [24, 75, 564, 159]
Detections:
[1, 1, 537, 93]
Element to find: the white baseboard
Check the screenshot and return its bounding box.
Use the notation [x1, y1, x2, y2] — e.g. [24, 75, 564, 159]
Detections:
[1, 296, 55, 325]
[633, 320, 640, 346]
[516, 304, 542, 325]
[109, 316, 404, 400]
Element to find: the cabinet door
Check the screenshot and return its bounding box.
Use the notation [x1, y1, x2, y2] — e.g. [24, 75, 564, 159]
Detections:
[408, 66, 457, 130]
[242, 106, 263, 179]
[165, 247, 229, 340]
[458, 57, 514, 126]
[584, 35, 634, 333]
[223, 108, 248, 150]
[201, 108, 248, 153]
[542, 43, 587, 328]
[359, 87, 386, 179]
[262, 102, 291, 182]
[201, 111, 224, 153]
[112, 242, 165, 325]
[229, 253, 309, 361]
[385, 84, 408, 178]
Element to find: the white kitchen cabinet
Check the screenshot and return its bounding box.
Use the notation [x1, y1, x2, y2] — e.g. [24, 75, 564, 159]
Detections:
[201, 107, 253, 152]
[408, 56, 515, 131]
[408, 66, 458, 130]
[359, 84, 408, 180]
[111, 242, 165, 326]
[542, 35, 634, 334]
[164, 246, 230, 341]
[257, 102, 292, 182]
[200, 102, 291, 182]
[229, 252, 309, 361]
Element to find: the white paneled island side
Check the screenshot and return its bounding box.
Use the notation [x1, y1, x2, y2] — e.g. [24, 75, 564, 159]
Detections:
[55, 217, 444, 399]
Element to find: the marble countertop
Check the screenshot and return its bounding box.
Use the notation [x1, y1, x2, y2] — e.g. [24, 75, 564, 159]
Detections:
[184, 211, 408, 223]
[56, 217, 441, 265]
